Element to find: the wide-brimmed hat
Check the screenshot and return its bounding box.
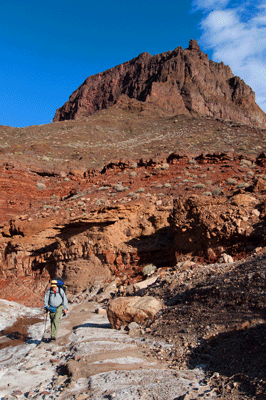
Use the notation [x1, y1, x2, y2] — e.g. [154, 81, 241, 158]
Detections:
[51, 280, 58, 287]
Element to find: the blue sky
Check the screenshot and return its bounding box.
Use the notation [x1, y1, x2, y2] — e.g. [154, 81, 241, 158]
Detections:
[1, 0, 265, 127]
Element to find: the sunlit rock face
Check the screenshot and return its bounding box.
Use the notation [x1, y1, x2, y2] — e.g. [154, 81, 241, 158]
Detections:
[54, 39, 266, 128]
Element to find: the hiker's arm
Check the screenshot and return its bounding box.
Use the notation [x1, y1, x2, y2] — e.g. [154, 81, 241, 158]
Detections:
[62, 291, 68, 311]
[43, 290, 49, 309]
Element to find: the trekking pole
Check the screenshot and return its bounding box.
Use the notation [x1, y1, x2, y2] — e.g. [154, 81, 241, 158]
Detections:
[42, 310, 49, 342]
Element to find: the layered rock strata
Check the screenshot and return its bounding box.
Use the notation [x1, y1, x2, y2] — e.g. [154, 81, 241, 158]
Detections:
[1, 152, 266, 306]
[54, 40, 266, 127]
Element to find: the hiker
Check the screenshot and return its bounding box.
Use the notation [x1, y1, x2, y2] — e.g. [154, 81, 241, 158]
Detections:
[43, 279, 68, 341]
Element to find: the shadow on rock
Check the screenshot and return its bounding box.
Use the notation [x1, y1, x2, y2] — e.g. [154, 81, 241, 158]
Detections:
[126, 226, 175, 268]
[26, 338, 42, 345]
[73, 322, 111, 330]
[188, 323, 266, 398]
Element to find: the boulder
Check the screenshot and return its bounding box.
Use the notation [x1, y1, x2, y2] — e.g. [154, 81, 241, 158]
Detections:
[134, 275, 158, 291]
[107, 296, 163, 329]
[219, 253, 234, 264]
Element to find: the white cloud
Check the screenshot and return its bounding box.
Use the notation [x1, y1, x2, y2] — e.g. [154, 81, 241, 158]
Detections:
[202, 10, 237, 31]
[192, 0, 230, 12]
[194, 0, 266, 112]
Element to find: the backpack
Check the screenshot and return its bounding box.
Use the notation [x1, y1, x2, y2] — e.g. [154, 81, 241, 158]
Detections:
[55, 277, 67, 293]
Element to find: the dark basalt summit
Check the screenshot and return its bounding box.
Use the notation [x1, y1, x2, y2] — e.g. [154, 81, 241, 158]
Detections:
[54, 39, 266, 127]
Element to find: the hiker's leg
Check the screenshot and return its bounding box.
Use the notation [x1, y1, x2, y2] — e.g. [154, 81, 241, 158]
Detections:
[50, 311, 57, 338]
[52, 305, 63, 338]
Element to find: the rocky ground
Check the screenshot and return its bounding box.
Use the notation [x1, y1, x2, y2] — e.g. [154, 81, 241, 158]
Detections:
[140, 253, 266, 399]
[0, 297, 217, 400]
[0, 105, 266, 172]
[1, 251, 266, 399]
[0, 106, 266, 399]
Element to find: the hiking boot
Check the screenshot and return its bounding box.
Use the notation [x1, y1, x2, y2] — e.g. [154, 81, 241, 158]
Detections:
[51, 337, 56, 341]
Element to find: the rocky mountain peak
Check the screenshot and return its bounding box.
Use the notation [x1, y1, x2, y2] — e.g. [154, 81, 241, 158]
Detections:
[187, 38, 202, 52]
[53, 40, 266, 127]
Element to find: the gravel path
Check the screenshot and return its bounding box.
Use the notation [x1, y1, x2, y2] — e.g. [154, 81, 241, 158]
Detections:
[0, 300, 217, 399]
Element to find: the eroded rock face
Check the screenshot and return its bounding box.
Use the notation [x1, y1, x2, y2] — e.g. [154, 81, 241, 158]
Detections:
[0, 202, 173, 306]
[169, 193, 266, 261]
[1, 152, 266, 306]
[107, 296, 163, 329]
[54, 40, 266, 127]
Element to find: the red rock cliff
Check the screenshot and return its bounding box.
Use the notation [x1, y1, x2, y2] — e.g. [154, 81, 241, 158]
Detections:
[53, 40, 266, 127]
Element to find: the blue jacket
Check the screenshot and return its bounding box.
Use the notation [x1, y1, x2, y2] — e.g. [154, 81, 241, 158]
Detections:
[44, 287, 68, 310]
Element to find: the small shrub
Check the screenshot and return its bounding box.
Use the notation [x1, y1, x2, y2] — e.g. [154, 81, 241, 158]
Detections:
[212, 188, 223, 195]
[98, 186, 111, 191]
[37, 182, 46, 190]
[192, 183, 206, 189]
[142, 264, 157, 276]
[50, 194, 60, 200]
[135, 187, 145, 193]
[114, 184, 125, 192]
[237, 182, 249, 188]
[226, 178, 237, 185]
[240, 159, 252, 167]
[161, 163, 169, 170]
[203, 191, 212, 196]
[164, 183, 171, 188]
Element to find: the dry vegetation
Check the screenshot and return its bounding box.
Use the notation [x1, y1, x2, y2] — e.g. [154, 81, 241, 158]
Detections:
[0, 103, 266, 172]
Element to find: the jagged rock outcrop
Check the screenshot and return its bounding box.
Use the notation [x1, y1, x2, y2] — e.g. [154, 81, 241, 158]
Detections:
[54, 39, 266, 127]
[0, 202, 173, 306]
[169, 193, 266, 261]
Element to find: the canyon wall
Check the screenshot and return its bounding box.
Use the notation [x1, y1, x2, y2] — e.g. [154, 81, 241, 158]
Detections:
[1, 154, 266, 306]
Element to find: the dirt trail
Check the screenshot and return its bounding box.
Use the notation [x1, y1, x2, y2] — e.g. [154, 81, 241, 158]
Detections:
[0, 300, 217, 399]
